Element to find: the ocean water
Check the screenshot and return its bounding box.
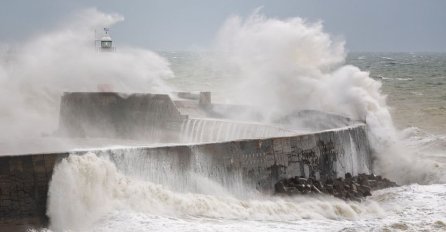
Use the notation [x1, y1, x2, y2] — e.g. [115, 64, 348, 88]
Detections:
[2, 9, 444, 232]
[37, 52, 446, 232]
[348, 53, 446, 135]
[45, 153, 446, 232]
[165, 52, 446, 135]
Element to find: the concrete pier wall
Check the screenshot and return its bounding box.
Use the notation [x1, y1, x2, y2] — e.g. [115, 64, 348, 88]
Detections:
[0, 153, 63, 230]
[58, 92, 187, 141]
[0, 124, 371, 230]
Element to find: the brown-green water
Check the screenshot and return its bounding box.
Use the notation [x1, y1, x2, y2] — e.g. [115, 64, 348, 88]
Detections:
[348, 52, 446, 134]
[164, 52, 446, 135]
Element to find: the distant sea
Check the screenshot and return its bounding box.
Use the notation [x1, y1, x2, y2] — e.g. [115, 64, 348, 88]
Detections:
[37, 52, 446, 232]
[164, 52, 446, 134]
[347, 52, 446, 134]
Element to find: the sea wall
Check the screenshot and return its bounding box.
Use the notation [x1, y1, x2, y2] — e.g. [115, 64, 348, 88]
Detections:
[58, 92, 187, 141]
[179, 118, 296, 143]
[0, 124, 371, 230]
[57, 92, 298, 143]
[0, 153, 63, 230]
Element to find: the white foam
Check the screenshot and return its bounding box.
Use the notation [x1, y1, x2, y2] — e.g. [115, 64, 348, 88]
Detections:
[208, 11, 446, 185]
[47, 153, 383, 231]
[45, 153, 446, 232]
[0, 9, 173, 143]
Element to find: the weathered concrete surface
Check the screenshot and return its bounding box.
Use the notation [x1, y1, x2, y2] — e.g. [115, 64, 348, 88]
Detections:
[58, 92, 187, 141]
[0, 153, 64, 231]
[57, 92, 366, 144]
[0, 124, 371, 230]
[57, 92, 297, 144]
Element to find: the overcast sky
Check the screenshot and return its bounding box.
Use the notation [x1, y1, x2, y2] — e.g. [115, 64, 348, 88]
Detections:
[1, 0, 445, 52]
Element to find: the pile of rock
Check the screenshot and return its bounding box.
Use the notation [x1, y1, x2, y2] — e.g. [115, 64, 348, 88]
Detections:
[274, 173, 398, 201]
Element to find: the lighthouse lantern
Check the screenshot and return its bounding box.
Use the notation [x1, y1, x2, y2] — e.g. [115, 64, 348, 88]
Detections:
[97, 28, 115, 52]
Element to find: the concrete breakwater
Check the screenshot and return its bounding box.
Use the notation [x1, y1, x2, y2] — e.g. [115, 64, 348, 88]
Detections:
[56, 92, 298, 143]
[0, 124, 371, 230]
[0, 92, 374, 230]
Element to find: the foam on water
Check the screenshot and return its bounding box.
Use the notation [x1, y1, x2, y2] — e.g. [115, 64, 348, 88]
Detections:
[46, 153, 383, 231]
[44, 153, 446, 232]
[14, 8, 446, 232]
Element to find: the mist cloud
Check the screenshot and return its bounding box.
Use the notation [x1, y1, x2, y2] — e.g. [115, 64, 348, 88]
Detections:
[0, 8, 173, 139]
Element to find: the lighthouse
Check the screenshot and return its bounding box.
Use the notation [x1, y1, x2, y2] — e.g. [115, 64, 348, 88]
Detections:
[95, 28, 116, 91]
[96, 28, 115, 52]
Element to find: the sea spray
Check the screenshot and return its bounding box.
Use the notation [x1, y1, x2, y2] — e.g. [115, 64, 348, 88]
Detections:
[104, 146, 254, 198]
[47, 153, 383, 231]
[0, 9, 173, 141]
[208, 11, 446, 184]
[179, 118, 296, 143]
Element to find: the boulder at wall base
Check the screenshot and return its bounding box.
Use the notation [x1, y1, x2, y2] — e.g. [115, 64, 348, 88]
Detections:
[273, 173, 398, 201]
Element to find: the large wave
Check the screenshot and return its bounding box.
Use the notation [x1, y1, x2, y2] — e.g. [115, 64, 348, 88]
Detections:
[207, 11, 446, 184]
[47, 153, 382, 231]
[40, 9, 446, 231]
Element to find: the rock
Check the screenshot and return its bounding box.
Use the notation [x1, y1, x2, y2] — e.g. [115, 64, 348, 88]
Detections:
[285, 186, 299, 195]
[345, 172, 352, 179]
[325, 184, 334, 194]
[357, 185, 371, 197]
[311, 185, 322, 194]
[273, 173, 398, 200]
[351, 183, 358, 193]
[297, 178, 307, 185]
[274, 180, 286, 194]
[333, 178, 345, 193]
[313, 180, 323, 191]
[358, 175, 369, 186]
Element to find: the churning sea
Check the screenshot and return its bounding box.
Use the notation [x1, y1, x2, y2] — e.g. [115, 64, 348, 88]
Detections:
[39, 52, 446, 232]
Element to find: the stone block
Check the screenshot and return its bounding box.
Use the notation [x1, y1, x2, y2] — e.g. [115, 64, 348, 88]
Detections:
[8, 159, 23, 173]
[0, 158, 10, 175]
[32, 155, 46, 174]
